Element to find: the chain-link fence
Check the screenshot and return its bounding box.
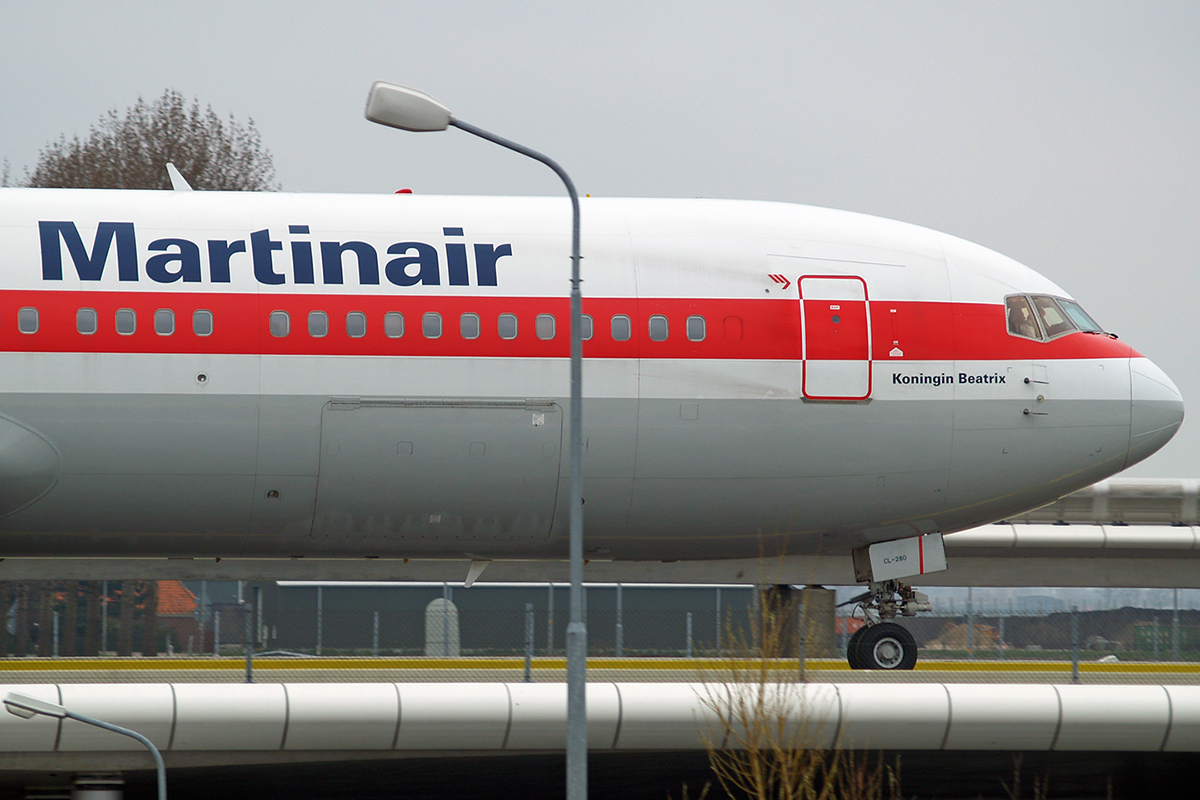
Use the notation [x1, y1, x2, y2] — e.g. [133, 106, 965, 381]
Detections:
[891, 607, 1200, 662]
[1, 581, 1198, 684]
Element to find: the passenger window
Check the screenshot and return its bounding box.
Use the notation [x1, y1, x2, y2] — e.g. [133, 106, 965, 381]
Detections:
[17, 308, 37, 335]
[1005, 296, 1041, 340]
[1031, 295, 1076, 339]
[193, 309, 214, 337]
[536, 314, 555, 340]
[498, 313, 518, 340]
[581, 314, 594, 341]
[723, 316, 743, 342]
[648, 315, 668, 342]
[422, 312, 442, 339]
[308, 311, 329, 338]
[269, 311, 290, 338]
[384, 312, 405, 338]
[77, 308, 98, 335]
[154, 309, 174, 336]
[686, 315, 706, 342]
[611, 315, 632, 342]
[461, 313, 480, 339]
[115, 309, 136, 335]
[346, 312, 367, 338]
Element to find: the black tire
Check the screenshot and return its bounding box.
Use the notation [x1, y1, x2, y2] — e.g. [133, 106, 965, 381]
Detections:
[846, 626, 868, 669]
[856, 622, 918, 670]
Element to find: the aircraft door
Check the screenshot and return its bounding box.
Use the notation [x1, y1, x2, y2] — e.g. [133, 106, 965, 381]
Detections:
[800, 275, 872, 400]
[313, 399, 563, 546]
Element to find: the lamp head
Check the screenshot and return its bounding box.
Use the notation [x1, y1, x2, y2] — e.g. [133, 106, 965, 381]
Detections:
[4, 692, 67, 719]
[365, 82, 452, 132]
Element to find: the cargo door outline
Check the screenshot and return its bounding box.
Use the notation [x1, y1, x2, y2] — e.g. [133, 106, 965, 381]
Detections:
[313, 399, 563, 543]
[799, 275, 872, 400]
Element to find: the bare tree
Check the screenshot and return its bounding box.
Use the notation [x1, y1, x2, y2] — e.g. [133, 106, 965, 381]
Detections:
[24, 89, 278, 190]
[699, 590, 903, 800]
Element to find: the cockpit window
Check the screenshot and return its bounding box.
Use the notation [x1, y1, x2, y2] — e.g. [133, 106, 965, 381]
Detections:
[1006, 295, 1041, 340]
[1007, 294, 1103, 341]
[1031, 295, 1076, 339]
[1056, 299, 1104, 333]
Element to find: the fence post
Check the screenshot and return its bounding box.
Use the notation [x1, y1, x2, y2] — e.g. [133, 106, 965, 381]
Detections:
[214, 608, 221, 658]
[1071, 607, 1080, 684]
[998, 616, 1005, 661]
[686, 611, 693, 659]
[715, 587, 722, 655]
[52, 611, 59, 658]
[797, 596, 807, 682]
[524, 603, 535, 683]
[316, 586, 323, 657]
[546, 583, 554, 656]
[372, 611, 380, 657]
[967, 587, 974, 660]
[102, 580, 109, 654]
[1172, 588, 1181, 662]
[1154, 617, 1160, 661]
[254, 585, 263, 653]
[244, 601, 253, 683]
[615, 583, 623, 658]
[441, 583, 450, 659]
[197, 580, 206, 655]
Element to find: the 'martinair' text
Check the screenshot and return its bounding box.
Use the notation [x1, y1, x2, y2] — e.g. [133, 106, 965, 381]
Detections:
[38, 221, 512, 287]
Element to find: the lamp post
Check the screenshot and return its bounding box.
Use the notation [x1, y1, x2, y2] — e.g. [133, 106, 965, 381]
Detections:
[4, 691, 167, 800]
[365, 82, 587, 799]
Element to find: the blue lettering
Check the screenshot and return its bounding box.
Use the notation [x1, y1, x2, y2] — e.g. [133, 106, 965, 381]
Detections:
[39, 221, 137, 281]
[446, 242, 469, 286]
[146, 238, 202, 283]
[206, 240, 245, 283]
[473, 243, 510, 287]
[320, 241, 379, 286]
[250, 229, 284, 285]
[289, 226, 314, 284]
[385, 242, 440, 287]
[38, 222, 511, 288]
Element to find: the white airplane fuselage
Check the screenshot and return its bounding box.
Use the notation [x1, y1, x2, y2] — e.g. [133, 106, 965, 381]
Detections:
[0, 189, 1183, 564]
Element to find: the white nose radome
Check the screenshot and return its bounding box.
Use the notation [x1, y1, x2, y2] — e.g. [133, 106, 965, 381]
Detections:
[1127, 358, 1185, 468]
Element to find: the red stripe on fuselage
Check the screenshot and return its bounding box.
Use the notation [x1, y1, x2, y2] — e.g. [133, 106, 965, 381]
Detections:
[0, 291, 1134, 361]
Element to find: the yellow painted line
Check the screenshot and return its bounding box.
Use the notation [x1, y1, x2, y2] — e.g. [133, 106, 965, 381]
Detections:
[0, 659, 244, 671]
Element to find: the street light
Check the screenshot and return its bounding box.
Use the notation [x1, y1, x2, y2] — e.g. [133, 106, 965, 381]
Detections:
[4, 691, 167, 800]
[365, 81, 588, 800]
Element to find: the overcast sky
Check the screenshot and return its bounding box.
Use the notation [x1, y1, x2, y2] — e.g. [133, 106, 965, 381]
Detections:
[3, 2, 1196, 476]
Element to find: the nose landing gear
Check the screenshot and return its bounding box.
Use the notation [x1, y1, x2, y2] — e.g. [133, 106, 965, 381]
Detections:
[845, 580, 929, 670]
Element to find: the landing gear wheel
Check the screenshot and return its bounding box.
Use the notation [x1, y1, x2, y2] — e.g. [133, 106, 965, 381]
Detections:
[846, 626, 868, 669]
[856, 622, 918, 670]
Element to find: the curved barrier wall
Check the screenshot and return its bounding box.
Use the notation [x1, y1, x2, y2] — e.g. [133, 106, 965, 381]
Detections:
[2, 682, 1199, 756]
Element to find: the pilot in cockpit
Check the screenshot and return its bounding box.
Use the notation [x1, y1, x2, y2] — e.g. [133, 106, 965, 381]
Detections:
[1006, 295, 1040, 340]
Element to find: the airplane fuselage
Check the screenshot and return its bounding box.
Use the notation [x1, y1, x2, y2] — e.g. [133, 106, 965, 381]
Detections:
[0, 189, 1182, 563]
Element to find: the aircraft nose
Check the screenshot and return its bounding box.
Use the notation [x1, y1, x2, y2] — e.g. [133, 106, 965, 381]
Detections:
[1127, 357, 1185, 468]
